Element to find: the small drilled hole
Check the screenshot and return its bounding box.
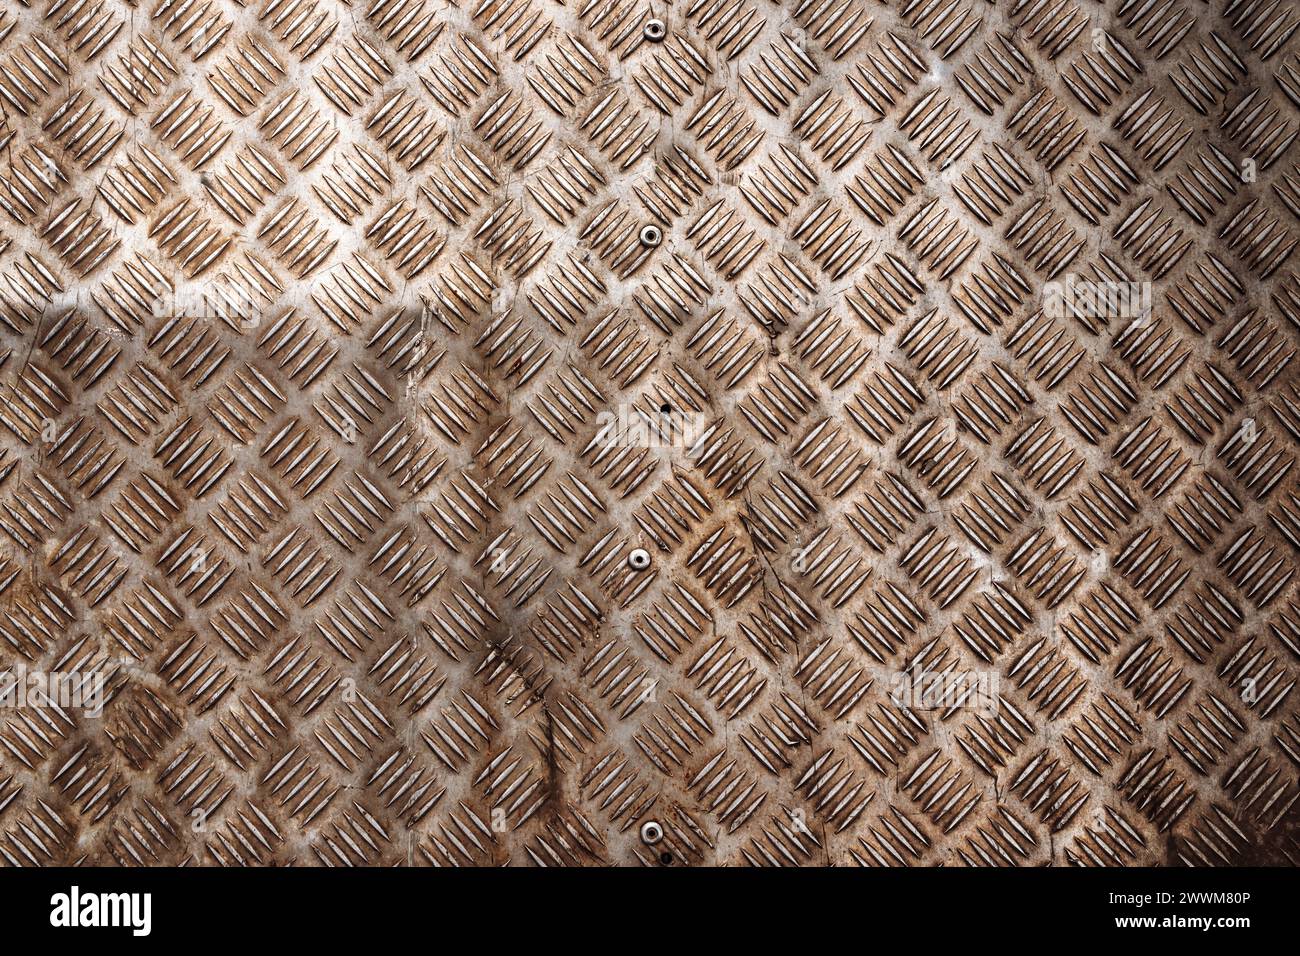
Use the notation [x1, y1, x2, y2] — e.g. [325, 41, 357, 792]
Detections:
[659, 852, 674, 865]
[659, 403, 672, 415]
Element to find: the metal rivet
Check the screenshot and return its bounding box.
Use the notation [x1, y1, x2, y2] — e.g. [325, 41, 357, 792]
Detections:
[640, 820, 663, 844]
[643, 18, 666, 41]
[639, 224, 662, 247]
[628, 548, 651, 571]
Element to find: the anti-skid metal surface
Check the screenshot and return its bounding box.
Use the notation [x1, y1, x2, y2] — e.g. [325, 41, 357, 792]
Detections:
[0, 0, 1298, 867]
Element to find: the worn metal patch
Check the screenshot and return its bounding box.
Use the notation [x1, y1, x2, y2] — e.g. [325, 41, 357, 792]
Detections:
[0, 0, 1297, 867]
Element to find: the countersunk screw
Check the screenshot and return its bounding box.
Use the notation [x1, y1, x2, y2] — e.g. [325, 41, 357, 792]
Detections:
[643, 18, 667, 42]
[628, 548, 651, 571]
[639, 224, 663, 247]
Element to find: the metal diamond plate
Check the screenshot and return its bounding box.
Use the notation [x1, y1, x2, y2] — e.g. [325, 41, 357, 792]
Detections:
[0, 0, 1298, 867]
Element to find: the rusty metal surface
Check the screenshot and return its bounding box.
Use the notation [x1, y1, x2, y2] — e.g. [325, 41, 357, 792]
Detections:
[0, 0, 1298, 867]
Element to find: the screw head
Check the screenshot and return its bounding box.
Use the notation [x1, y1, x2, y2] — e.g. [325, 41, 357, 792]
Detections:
[640, 820, 663, 844]
[643, 18, 666, 41]
[639, 224, 663, 247]
[628, 548, 651, 571]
